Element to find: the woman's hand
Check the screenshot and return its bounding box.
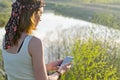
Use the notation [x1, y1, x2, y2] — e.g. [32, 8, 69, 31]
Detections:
[47, 62, 71, 80]
[46, 60, 63, 71]
[57, 63, 71, 75]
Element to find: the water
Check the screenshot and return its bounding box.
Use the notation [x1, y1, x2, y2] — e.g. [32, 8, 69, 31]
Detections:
[0, 12, 93, 42]
[1, 12, 120, 41]
[33, 12, 93, 39]
[1, 12, 120, 47]
[0, 12, 120, 62]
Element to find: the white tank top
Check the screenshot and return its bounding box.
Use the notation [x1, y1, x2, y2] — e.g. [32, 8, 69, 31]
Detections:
[2, 36, 36, 80]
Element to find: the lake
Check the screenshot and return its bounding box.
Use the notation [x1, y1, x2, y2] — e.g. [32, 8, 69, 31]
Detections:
[0, 12, 96, 44]
[0, 12, 120, 41]
[0, 12, 120, 62]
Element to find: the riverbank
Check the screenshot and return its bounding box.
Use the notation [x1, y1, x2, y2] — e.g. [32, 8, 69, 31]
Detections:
[45, 1, 120, 30]
[0, 1, 120, 30]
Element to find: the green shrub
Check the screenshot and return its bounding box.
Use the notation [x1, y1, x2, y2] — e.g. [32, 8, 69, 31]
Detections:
[61, 39, 118, 80]
[0, 50, 6, 80]
[92, 13, 120, 30]
[0, 1, 11, 8]
[0, 13, 10, 27]
[0, 77, 4, 80]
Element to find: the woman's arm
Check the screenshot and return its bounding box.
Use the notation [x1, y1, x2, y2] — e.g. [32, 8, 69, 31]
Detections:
[29, 37, 71, 80]
[29, 37, 48, 80]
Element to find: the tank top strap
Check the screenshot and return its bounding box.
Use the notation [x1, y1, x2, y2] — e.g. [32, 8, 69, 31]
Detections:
[20, 35, 33, 55]
[23, 35, 33, 48]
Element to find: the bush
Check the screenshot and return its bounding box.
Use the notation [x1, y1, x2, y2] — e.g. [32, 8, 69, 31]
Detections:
[0, 1, 11, 8]
[91, 13, 120, 30]
[0, 49, 5, 80]
[61, 39, 118, 80]
[0, 13, 10, 27]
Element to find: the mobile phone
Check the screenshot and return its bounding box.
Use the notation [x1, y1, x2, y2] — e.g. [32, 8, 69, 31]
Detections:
[60, 56, 73, 66]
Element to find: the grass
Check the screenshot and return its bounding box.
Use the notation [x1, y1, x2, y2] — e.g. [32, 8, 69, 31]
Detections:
[0, 0, 120, 29]
[61, 39, 119, 80]
[43, 26, 120, 79]
[0, 50, 4, 80]
[0, 26, 120, 79]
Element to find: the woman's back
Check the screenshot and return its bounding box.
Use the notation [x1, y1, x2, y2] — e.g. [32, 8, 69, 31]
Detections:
[2, 0, 71, 80]
[2, 35, 36, 80]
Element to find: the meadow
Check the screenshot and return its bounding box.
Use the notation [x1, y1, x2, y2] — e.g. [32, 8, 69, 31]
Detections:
[1, 31, 120, 79]
[0, 0, 120, 29]
[43, 27, 120, 80]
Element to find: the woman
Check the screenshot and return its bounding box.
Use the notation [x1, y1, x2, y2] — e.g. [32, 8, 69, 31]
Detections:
[2, 0, 71, 80]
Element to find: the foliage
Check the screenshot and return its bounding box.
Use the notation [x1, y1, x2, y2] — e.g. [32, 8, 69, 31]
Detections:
[0, 49, 5, 80]
[44, 26, 120, 79]
[91, 13, 120, 30]
[0, 1, 11, 27]
[61, 39, 119, 80]
[0, 1, 12, 8]
[46, 3, 96, 22]
[48, 0, 120, 4]
[0, 28, 120, 80]
[46, 2, 120, 30]
[76, 0, 120, 3]
[0, 13, 10, 27]
[108, 50, 120, 79]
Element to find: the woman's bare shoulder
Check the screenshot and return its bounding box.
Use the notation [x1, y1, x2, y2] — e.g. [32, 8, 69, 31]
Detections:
[30, 36, 42, 44]
[29, 36, 43, 56]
